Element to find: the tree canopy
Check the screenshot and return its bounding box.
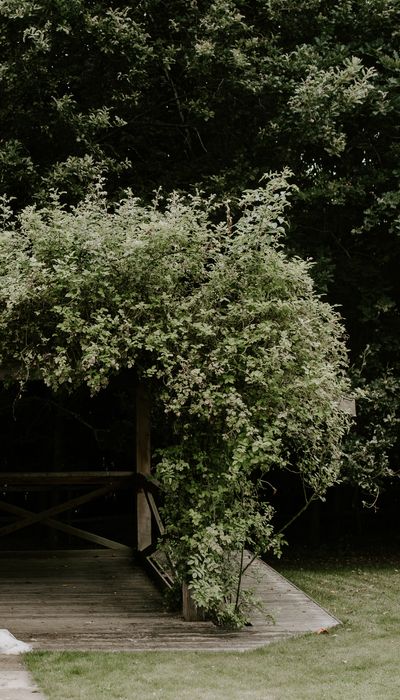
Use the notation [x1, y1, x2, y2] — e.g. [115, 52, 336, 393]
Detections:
[1, 4, 399, 485]
[1, 1, 398, 202]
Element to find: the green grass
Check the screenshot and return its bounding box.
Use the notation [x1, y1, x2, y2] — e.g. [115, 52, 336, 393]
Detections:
[25, 551, 400, 700]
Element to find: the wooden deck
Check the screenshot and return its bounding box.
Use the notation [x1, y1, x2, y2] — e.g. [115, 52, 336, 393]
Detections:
[0, 550, 339, 652]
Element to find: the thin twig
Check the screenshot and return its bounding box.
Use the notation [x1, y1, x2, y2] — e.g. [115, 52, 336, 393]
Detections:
[234, 544, 245, 611]
[278, 493, 318, 534]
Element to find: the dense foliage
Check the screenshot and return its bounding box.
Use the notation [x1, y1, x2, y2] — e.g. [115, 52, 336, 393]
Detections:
[0, 175, 351, 624]
[0, 0, 399, 496]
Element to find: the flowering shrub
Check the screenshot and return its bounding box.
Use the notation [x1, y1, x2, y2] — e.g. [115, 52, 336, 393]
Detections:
[0, 173, 350, 625]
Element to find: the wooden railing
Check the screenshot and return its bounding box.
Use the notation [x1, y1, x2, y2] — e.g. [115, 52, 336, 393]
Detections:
[0, 469, 175, 589]
[0, 471, 137, 551]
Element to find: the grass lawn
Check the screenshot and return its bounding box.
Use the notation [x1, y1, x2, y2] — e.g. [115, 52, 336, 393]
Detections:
[25, 550, 400, 700]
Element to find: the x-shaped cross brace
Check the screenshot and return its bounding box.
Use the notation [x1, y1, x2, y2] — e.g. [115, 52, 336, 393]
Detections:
[0, 485, 132, 551]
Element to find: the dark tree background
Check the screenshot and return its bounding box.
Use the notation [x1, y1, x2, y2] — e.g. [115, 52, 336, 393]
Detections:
[1, 0, 399, 542]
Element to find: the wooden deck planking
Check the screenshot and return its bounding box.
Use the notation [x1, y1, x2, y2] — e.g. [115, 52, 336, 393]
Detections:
[0, 550, 339, 652]
[241, 552, 340, 634]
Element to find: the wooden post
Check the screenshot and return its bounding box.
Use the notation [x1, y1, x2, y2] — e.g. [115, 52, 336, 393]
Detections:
[50, 404, 64, 546]
[136, 383, 152, 551]
[182, 583, 206, 621]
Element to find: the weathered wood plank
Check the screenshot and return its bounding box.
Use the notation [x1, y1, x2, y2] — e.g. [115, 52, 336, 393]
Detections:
[0, 549, 339, 652]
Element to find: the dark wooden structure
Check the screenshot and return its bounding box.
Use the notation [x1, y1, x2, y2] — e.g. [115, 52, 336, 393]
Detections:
[0, 471, 159, 552]
[0, 377, 341, 646]
[0, 378, 175, 601]
[0, 371, 348, 640]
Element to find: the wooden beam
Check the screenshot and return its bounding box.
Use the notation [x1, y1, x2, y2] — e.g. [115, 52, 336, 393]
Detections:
[145, 551, 174, 590]
[136, 383, 152, 551]
[42, 520, 133, 552]
[0, 471, 135, 487]
[0, 500, 132, 551]
[144, 490, 165, 536]
[0, 485, 115, 537]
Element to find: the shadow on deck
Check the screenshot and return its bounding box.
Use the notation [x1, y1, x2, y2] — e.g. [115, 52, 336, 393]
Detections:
[0, 550, 339, 652]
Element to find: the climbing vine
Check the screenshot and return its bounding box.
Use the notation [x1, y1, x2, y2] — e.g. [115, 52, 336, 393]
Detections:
[0, 173, 351, 626]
